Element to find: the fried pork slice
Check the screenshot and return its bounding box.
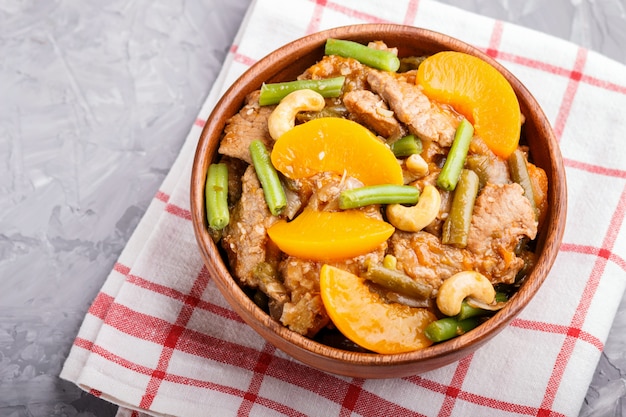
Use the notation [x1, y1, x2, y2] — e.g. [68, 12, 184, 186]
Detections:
[390, 183, 538, 288]
[278, 247, 386, 338]
[343, 89, 407, 140]
[298, 55, 370, 92]
[367, 70, 461, 147]
[221, 165, 274, 288]
[278, 257, 328, 337]
[466, 183, 537, 284]
[218, 90, 274, 164]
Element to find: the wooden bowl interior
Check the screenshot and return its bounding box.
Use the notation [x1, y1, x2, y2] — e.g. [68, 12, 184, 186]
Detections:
[190, 24, 567, 378]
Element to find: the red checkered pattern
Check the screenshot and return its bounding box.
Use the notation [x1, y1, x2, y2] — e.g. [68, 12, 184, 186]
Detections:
[60, 0, 626, 416]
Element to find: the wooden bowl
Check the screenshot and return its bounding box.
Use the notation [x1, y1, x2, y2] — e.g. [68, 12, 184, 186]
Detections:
[190, 24, 567, 378]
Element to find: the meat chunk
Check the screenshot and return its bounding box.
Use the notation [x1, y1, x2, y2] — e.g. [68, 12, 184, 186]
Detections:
[303, 172, 363, 212]
[221, 166, 274, 288]
[367, 41, 398, 55]
[390, 184, 537, 287]
[218, 90, 274, 164]
[390, 231, 473, 289]
[343, 89, 406, 140]
[280, 292, 328, 337]
[466, 183, 537, 284]
[299, 55, 369, 92]
[221, 156, 248, 204]
[279, 257, 328, 337]
[278, 248, 385, 337]
[367, 70, 461, 147]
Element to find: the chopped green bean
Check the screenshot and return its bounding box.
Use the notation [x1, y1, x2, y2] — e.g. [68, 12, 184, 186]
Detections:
[258, 76, 346, 106]
[456, 292, 508, 321]
[253, 262, 289, 304]
[436, 119, 474, 191]
[398, 55, 427, 72]
[508, 149, 538, 218]
[205, 163, 230, 230]
[338, 185, 420, 209]
[464, 154, 491, 190]
[325, 38, 401, 72]
[442, 169, 479, 248]
[296, 104, 349, 123]
[249, 140, 287, 216]
[424, 317, 481, 343]
[390, 134, 422, 157]
[365, 263, 433, 299]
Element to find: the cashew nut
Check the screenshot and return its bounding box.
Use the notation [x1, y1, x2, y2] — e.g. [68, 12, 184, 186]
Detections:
[386, 184, 441, 232]
[267, 89, 325, 140]
[436, 271, 496, 316]
[405, 153, 429, 178]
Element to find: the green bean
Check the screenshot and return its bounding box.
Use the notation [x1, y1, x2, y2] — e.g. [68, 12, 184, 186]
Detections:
[258, 76, 345, 106]
[424, 317, 481, 343]
[325, 38, 400, 72]
[464, 154, 491, 189]
[296, 104, 349, 123]
[390, 134, 422, 157]
[253, 262, 289, 304]
[249, 140, 287, 216]
[456, 292, 508, 321]
[365, 263, 433, 299]
[398, 55, 427, 72]
[338, 185, 420, 209]
[205, 163, 230, 230]
[508, 148, 538, 218]
[436, 119, 474, 191]
[441, 169, 479, 248]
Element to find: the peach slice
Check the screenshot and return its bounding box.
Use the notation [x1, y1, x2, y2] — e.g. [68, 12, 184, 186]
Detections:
[270, 117, 403, 185]
[416, 51, 521, 159]
[320, 264, 436, 354]
[267, 208, 394, 261]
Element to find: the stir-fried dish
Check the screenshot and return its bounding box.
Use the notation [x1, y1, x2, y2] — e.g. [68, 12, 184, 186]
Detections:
[205, 39, 548, 354]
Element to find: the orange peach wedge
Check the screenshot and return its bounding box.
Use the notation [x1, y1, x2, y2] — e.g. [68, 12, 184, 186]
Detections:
[267, 208, 394, 261]
[270, 117, 403, 186]
[416, 51, 521, 159]
[320, 264, 436, 354]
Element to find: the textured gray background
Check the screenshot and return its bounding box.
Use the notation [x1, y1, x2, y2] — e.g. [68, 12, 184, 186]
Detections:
[1, 0, 625, 416]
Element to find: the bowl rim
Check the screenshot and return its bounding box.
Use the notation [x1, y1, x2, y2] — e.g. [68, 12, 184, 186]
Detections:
[190, 23, 567, 375]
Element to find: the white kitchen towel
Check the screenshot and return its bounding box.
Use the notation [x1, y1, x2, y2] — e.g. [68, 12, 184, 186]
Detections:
[60, 0, 626, 416]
